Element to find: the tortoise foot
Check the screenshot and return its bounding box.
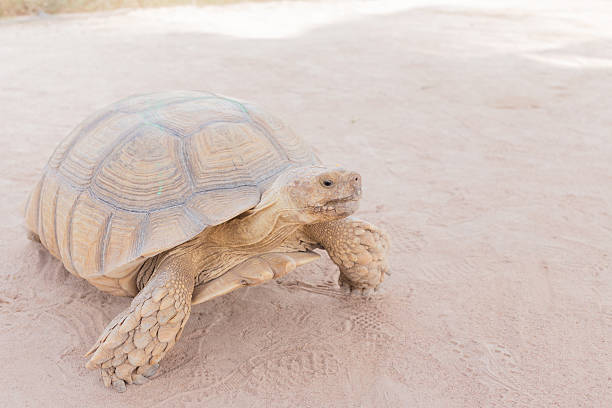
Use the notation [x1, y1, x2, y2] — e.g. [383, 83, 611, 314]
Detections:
[85, 266, 193, 391]
[305, 218, 390, 297]
[339, 275, 377, 297]
[102, 363, 159, 392]
[335, 220, 390, 295]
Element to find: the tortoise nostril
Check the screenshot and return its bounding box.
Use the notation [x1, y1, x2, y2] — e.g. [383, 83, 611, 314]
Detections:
[349, 173, 361, 186]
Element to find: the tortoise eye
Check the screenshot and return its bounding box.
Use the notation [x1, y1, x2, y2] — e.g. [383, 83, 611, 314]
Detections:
[321, 179, 334, 188]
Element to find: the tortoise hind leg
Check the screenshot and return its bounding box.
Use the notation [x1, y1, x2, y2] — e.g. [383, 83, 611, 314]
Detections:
[85, 261, 194, 392]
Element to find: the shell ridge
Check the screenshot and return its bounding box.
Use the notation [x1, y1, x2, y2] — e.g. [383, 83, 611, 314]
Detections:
[91, 193, 185, 214]
[45, 167, 87, 193]
[178, 136, 196, 194]
[185, 118, 250, 138]
[134, 213, 150, 260]
[66, 191, 83, 275]
[99, 212, 114, 275]
[85, 177, 290, 216]
[254, 161, 294, 185]
[182, 205, 209, 229]
[140, 118, 184, 139]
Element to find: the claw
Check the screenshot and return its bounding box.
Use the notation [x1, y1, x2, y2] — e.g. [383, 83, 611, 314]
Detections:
[101, 370, 112, 388]
[132, 374, 150, 385]
[86, 347, 113, 369]
[138, 363, 160, 378]
[112, 378, 126, 393]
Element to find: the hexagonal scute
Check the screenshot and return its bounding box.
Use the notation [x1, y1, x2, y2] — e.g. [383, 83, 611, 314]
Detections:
[186, 121, 283, 192]
[92, 125, 191, 212]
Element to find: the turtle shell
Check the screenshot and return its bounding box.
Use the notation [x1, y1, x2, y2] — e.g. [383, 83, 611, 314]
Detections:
[24, 91, 319, 296]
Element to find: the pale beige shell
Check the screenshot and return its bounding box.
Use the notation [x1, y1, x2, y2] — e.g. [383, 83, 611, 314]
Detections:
[24, 91, 318, 296]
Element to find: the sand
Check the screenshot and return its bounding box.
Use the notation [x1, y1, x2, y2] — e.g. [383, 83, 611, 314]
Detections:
[1, 0, 611, 406]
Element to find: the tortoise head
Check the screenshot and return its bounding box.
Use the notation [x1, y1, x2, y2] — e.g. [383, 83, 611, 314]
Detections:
[258, 166, 362, 223]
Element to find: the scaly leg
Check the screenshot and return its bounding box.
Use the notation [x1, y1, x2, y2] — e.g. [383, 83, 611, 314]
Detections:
[304, 217, 390, 295]
[85, 259, 194, 392]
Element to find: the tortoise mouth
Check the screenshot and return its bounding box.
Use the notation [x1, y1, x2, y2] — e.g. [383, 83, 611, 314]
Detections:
[310, 194, 360, 214]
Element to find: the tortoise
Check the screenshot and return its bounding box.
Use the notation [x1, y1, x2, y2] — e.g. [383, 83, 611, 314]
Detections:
[24, 91, 390, 392]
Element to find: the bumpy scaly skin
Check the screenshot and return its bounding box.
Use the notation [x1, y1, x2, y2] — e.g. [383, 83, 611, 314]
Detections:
[85, 262, 193, 392]
[305, 217, 390, 295]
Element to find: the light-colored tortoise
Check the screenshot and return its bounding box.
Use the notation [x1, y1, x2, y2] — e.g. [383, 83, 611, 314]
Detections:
[24, 91, 390, 392]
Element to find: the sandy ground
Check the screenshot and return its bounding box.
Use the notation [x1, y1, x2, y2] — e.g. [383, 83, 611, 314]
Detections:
[1, 0, 612, 406]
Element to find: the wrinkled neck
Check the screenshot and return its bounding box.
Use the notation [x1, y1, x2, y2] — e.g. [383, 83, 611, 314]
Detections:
[208, 196, 302, 246]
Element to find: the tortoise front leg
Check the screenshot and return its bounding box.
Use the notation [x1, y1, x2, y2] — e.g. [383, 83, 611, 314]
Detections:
[304, 217, 390, 295]
[85, 259, 194, 392]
